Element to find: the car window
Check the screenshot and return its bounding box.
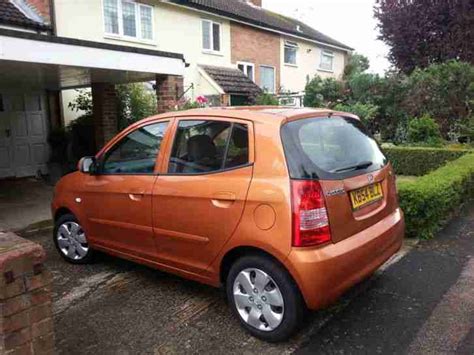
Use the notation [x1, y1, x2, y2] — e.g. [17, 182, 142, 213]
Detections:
[168, 120, 249, 174]
[101, 122, 168, 174]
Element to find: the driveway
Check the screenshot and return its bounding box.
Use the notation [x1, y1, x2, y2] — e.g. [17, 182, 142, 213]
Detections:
[22, 202, 474, 354]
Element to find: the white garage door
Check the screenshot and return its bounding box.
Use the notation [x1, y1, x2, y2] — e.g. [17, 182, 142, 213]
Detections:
[0, 93, 49, 178]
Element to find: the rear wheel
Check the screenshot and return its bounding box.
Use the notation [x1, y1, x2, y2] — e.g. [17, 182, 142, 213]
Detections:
[226, 254, 305, 342]
[54, 213, 94, 264]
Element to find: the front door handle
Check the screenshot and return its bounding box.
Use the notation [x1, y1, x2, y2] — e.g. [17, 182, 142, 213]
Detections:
[129, 189, 146, 202]
[211, 192, 236, 208]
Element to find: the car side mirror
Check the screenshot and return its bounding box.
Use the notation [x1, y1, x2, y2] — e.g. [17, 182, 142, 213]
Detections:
[78, 157, 98, 175]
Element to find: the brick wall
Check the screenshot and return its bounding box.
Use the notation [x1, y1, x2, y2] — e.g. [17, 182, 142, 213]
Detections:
[156, 75, 184, 113]
[231, 23, 281, 92]
[92, 83, 118, 150]
[0, 231, 54, 354]
[26, 0, 51, 22]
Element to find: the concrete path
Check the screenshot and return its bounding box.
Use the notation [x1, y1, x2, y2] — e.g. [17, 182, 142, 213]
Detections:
[22, 201, 474, 354]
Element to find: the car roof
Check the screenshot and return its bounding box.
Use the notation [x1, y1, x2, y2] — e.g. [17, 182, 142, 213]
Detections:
[139, 106, 359, 126]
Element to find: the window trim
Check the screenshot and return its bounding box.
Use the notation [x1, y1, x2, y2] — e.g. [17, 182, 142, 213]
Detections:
[96, 120, 169, 176]
[102, 0, 155, 43]
[236, 61, 255, 82]
[165, 118, 253, 176]
[259, 65, 276, 93]
[202, 19, 222, 54]
[284, 40, 298, 66]
[319, 49, 335, 72]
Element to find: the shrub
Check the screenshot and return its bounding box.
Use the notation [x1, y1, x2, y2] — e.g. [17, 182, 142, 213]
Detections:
[256, 92, 279, 106]
[384, 146, 471, 176]
[303, 76, 345, 108]
[334, 102, 379, 127]
[398, 153, 474, 239]
[406, 115, 443, 146]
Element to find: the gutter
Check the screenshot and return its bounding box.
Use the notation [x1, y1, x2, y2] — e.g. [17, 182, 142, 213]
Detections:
[162, 1, 353, 53]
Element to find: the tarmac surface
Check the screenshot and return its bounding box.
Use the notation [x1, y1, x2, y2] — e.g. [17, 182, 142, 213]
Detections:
[23, 201, 474, 354]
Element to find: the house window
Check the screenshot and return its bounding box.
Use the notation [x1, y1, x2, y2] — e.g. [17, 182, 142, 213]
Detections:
[237, 62, 255, 82]
[320, 49, 334, 71]
[103, 0, 154, 41]
[202, 20, 221, 52]
[284, 41, 298, 65]
[260, 65, 275, 93]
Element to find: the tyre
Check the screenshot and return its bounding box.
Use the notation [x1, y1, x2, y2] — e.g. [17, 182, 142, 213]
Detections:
[226, 254, 305, 342]
[53, 213, 94, 264]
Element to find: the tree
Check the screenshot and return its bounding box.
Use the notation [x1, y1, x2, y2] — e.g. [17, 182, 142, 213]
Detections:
[375, 0, 474, 73]
[303, 76, 345, 108]
[343, 53, 370, 78]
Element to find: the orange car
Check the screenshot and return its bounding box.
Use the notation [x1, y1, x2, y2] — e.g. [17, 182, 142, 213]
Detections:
[52, 107, 404, 342]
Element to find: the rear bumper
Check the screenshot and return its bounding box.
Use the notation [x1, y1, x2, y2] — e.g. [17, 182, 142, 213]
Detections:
[286, 208, 405, 310]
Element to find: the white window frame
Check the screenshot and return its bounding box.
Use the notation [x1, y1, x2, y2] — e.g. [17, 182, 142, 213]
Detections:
[319, 49, 335, 72]
[259, 65, 276, 94]
[202, 19, 222, 54]
[284, 40, 298, 66]
[103, 0, 155, 43]
[237, 61, 255, 82]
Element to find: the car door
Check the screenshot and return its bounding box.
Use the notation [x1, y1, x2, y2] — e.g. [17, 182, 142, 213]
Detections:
[81, 120, 171, 259]
[152, 117, 254, 274]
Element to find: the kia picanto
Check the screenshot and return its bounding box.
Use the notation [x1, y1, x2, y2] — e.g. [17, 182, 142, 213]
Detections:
[52, 107, 404, 342]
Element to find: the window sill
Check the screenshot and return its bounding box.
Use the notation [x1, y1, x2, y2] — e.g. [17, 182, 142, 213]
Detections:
[317, 67, 334, 73]
[202, 50, 224, 57]
[104, 34, 157, 47]
[284, 63, 298, 68]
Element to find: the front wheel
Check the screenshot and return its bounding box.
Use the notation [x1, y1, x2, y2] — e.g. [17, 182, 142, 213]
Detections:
[226, 254, 305, 342]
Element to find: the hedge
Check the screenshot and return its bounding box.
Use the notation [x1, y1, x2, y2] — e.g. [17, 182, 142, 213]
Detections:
[398, 153, 474, 239]
[384, 147, 471, 176]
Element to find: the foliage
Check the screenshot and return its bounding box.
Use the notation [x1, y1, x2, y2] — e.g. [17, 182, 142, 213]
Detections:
[303, 76, 345, 108]
[343, 53, 370, 79]
[406, 115, 443, 146]
[398, 153, 474, 239]
[116, 83, 157, 130]
[333, 102, 379, 127]
[68, 90, 92, 116]
[47, 127, 69, 163]
[174, 96, 209, 111]
[68, 115, 95, 161]
[374, 0, 474, 74]
[255, 92, 279, 106]
[384, 146, 471, 176]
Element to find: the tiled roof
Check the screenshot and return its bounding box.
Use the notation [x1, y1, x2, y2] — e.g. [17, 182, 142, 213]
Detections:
[0, 0, 49, 30]
[201, 65, 262, 95]
[168, 0, 353, 50]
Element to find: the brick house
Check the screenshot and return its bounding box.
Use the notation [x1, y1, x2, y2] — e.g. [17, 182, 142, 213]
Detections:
[0, 0, 351, 179]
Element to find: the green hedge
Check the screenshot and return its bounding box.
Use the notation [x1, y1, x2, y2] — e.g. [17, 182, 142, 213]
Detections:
[384, 147, 471, 176]
[398, 153, 474, 239]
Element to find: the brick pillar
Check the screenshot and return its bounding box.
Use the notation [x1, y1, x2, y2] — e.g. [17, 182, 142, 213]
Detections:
[47, 90, 63, 130]
[92, 83, 118, 150]
[0, 231, 54, 354]
[156, 75, 184, 113]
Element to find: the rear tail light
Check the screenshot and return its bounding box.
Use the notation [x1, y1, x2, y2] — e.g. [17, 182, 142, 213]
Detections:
[291, 180, 331, 247]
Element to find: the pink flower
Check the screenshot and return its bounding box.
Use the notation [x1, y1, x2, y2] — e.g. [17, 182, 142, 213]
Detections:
[196, 96, 209, 104]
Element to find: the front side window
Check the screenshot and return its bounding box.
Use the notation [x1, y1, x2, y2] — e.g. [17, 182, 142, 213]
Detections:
[260, 66, 275, 93]
[237, 62, 255, 81]
[101, 122, 168, 174]
[284, 41, 298, 65]
[202, 20, 221, 52]
[320, 50, 334, 71]
[169, 120, 249, 174]
[103, 0, 154, 41]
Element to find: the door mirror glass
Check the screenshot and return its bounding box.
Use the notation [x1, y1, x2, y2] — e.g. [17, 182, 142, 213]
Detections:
[78, 157, 96, 174]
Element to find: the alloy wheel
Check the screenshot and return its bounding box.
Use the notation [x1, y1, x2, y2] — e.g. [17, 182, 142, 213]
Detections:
[56, 221, 89, 261]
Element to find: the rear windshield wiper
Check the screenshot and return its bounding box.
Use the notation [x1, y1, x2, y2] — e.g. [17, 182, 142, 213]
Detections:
[331, 161, 373, 173]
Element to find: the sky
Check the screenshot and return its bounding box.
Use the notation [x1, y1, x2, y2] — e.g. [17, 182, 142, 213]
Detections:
[262, 0, 392, 74]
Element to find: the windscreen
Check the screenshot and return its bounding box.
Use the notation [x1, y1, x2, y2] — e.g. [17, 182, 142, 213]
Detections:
[281, 116, 387, 180]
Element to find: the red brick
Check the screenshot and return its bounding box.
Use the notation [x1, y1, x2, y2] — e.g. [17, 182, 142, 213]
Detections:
[31, 318, 54, 339]
[32, 332, 54, 354]
[30, 287, 52, 307]
[29, 303, 52, 324]
[4, 327, 31, 349]
[2, 310, 30, 333]
[24, 271, 52, 292]
[0, 279, 26, 300]
[2, 294, 31, 317]
[5, 342, 33, 355]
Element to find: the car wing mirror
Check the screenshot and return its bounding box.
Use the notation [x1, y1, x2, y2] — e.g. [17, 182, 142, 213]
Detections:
[78, 157, 98, 175]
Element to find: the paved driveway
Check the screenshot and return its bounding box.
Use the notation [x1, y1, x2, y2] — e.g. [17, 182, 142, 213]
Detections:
[23, 201, 474, 354]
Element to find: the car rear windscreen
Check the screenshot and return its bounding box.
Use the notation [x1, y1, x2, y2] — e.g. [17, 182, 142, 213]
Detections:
[281, 116, 387, 180]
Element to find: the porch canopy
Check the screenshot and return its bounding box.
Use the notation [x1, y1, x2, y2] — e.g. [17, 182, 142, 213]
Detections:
[0, 28, 186, 90]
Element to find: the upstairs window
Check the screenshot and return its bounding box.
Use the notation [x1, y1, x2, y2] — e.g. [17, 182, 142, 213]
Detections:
[103, 0, 154, 41]
[202, 20, 221, 52]
[319, 49, 334, 71]
[237, 62, 255, 82]
[284, 41, 298, 65]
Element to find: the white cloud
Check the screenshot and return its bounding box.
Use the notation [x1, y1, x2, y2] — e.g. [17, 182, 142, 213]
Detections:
[262, 0, 392, 74]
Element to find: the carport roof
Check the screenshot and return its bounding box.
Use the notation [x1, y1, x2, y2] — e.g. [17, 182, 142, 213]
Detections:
[0, 0, 49, 30]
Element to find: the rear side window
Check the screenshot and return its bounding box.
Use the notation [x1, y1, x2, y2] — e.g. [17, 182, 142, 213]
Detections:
[169, 120, 249, 174]
[281, 116, 387, 180]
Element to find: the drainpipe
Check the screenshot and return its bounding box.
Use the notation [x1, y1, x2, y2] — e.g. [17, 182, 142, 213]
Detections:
[48, 0, 57, 35]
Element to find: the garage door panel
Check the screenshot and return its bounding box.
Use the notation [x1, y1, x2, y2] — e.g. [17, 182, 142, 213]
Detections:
[0, 146, 11, 169]
[14, 143, 30, 167]
[11, 113, 28, 138]
[31, 143, 47, 165]
[25, 94, 42, 112]
[28, 113, 45, 138]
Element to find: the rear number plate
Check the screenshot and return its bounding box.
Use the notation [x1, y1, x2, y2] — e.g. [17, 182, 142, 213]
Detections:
[350, 183, 383, 210]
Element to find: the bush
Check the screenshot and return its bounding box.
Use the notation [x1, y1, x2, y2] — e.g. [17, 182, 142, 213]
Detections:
[303, 76, 345, 108]
[333, 102, 379, 127]
[256, 92, 279, 106]
[406, 115, 443, 146]
[384, 146, 471, 176]
[398, 153, 474, 239]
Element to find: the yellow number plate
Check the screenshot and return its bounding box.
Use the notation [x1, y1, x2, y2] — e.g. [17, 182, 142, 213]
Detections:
[350, 183, 383, 210]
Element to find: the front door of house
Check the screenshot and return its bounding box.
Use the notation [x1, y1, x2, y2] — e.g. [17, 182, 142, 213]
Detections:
[0, 93, 49, 179]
